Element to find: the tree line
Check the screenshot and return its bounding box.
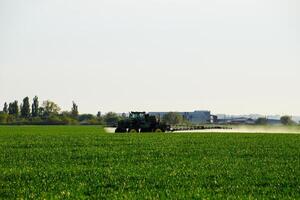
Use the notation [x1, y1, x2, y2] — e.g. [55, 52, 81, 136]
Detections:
[1, 97, 297, 126]
[0, 96, 121, 125]
[255, 116, 296, 125]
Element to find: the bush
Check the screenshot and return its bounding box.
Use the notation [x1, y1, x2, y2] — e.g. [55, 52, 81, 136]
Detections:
[79, 114, 95, 121]
[255, 117, 268, 125]
[45, 115, 65, 125]
[30, 117, 43, 124]
[60, 116, 79, 125]
[280, 116, 295, 125]
[7, 115, 16, 123]
[0, 113, 8, 124]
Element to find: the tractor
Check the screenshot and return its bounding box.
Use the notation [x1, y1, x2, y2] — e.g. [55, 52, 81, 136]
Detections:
[115, 112, 170, 133]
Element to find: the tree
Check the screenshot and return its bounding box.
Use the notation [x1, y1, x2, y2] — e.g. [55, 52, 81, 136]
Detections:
[60, 112, 78, 125]
[42, 100, 61, 117]
[71, 101, 79, 117]
[280, 116, 294, 125]
[104, 112, 120, 126]
[3, 102, 8, 114]
[8, 103, 13, 115]
[79, 114, 95, 121]
[31, 96, 39, 117]
[38, 107, 45, 117]
[96, 112, 104, 123]
[255, 117, 268, 125]
[162, 112, 184, 125]
[8, 101, 19, 116]
[20, 97, 30, 118]
[78, 114, 103, 125]
[13, 101, 19, 116]
[60, 115, 78, 125]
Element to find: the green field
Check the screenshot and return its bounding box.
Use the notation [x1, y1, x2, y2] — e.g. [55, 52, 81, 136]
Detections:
[0, 126, 299, 199]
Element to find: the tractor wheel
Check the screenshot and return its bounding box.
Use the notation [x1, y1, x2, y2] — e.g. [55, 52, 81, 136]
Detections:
[155, 128, 162, 132]
[129, 129, 138, 133]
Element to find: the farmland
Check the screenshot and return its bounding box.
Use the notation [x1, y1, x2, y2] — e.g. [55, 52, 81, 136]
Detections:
[0, 126, 300, 199]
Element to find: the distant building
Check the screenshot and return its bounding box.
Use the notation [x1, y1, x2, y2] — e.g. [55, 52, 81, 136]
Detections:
[217, 117, 255, 124]
[230, 117, 255, 125]
[217, 117, 282, 125]
[266, 119, 281, 125]
[149, 110, 215, 124]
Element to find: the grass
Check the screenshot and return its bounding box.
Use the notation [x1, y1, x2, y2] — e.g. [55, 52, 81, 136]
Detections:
[0, 126, 299, 199]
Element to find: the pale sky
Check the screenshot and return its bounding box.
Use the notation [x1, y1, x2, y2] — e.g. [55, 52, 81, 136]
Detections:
[0, 0, 299, 115]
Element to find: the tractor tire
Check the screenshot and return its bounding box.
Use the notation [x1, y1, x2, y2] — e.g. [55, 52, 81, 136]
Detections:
[129, 129, 138, 133]
[155, 128, 162, 132]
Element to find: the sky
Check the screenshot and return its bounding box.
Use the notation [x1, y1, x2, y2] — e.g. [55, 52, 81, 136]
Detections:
[0, 0, 299, 115]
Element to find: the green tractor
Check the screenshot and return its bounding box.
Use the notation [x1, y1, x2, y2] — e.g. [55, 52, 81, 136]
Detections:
[115, 112, 170, 133]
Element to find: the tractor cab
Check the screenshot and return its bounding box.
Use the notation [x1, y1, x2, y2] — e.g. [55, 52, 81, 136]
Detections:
[129, 112, 147, 120]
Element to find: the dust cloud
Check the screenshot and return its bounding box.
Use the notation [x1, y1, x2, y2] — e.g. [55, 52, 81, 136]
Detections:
[175, 126, 300, 134]
[105, 126, 300, 134]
